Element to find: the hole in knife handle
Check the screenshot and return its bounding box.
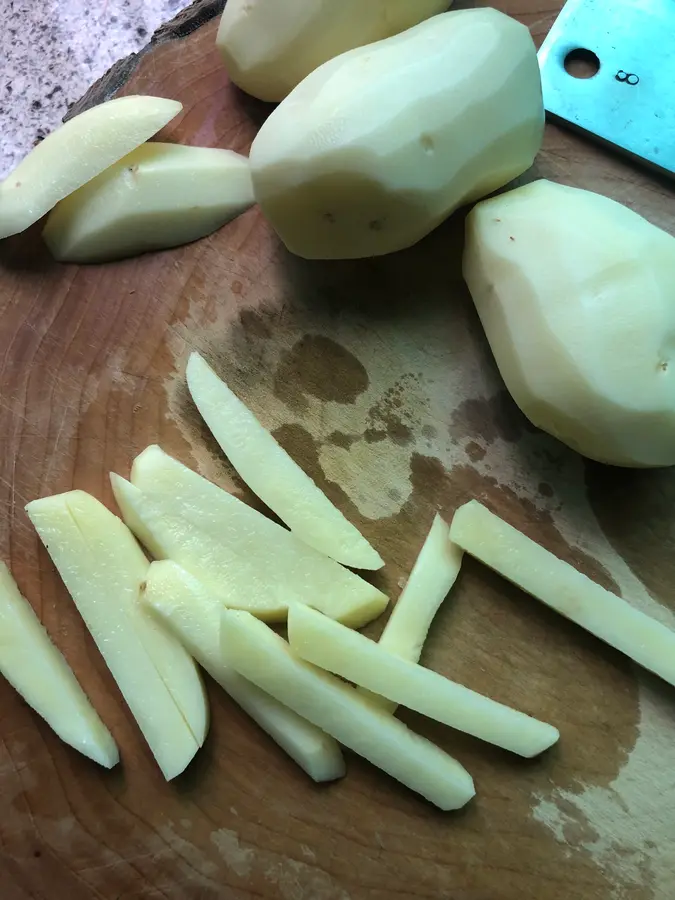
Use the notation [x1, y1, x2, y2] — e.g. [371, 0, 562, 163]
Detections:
[564, 48, 601, 79]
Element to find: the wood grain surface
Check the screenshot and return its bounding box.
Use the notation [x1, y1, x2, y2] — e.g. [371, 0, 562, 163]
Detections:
[1, 2, 675, 898]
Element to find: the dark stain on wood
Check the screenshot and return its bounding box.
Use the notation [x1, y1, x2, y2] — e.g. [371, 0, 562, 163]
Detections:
[274, 334, 369, 408]
[451, 390, 539, 446]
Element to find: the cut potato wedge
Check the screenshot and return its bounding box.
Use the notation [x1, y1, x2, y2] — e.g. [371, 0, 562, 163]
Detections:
[186, 352, 383, 569]
[220, 610, 475, 810]
[142, 560, 345, 782]
[359, 515, 463, 712]
[43, 144, 254, 263]
[0, 563, 118, 768]
[112, 472, 287, 621]
[217, 0, 451, 102]
[450, 500, 675, 688]
[289, 604, 558, 757]
[0, 95, 182, 240]
[26, 491, 206, 779]
[111, 447, 387, 627]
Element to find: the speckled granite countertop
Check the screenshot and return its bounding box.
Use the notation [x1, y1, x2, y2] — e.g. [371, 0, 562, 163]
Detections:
[0, 0, 191, 178]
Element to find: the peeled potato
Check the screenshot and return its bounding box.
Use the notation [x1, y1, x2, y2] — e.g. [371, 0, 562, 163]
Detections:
[44, 144, 254, 263]
[216, 0, 451, 102]
[250, 9, 543, 259]
[463, 179, 675, 467]
[0, 95, 182, 240]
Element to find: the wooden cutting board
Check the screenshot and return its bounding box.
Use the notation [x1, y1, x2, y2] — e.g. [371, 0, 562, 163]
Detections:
[1, 2, 674, 898]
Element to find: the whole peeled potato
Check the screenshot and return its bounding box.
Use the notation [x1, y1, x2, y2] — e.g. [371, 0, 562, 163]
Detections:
[250, 9, 543, 260]
[217, 0, 451, 102]
[463, 179, 675, 468]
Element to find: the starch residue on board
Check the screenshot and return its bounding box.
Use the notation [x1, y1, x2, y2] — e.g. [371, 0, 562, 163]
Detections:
[533, 684, 675, 897]
[210, 827, 351, 900]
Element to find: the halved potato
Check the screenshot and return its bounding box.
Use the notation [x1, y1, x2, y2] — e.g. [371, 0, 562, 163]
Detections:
[450, 500, 675, 688]
[289, 604, 558, 757]
[142, 560, 345, 782]
[359, 515, 463, 712]
[44, 144, 254, 263]
[110, 448, 387, 627]
[0, 95, 182, 240]
[221, 609, 475, 810]
[217, 0, 451, 102]
[0, 563, 118, 767]
[186, 352, 383, 569]
[250, 9, 543, 259]
[26, 491, 206, 779]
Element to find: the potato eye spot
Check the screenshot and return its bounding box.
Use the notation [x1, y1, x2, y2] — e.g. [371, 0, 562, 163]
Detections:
[420, 134, 434, 154]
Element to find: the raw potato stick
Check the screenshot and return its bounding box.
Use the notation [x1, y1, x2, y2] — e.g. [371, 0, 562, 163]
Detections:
[288, 604, 558, 757]
[33, 492, 208, 747]
[220, 610, 475, 811]
[142, 560, 345, 782]
[186, 352, 383, 569]
[450, 500, 675, 688]
[111, 446, 388, 627]
[359, 514, 463, 712]
[112, 473, 289, 621]
[26, 492, 205, 780]
[0, 95, 182, 239]
[0, 563, 118, 768]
